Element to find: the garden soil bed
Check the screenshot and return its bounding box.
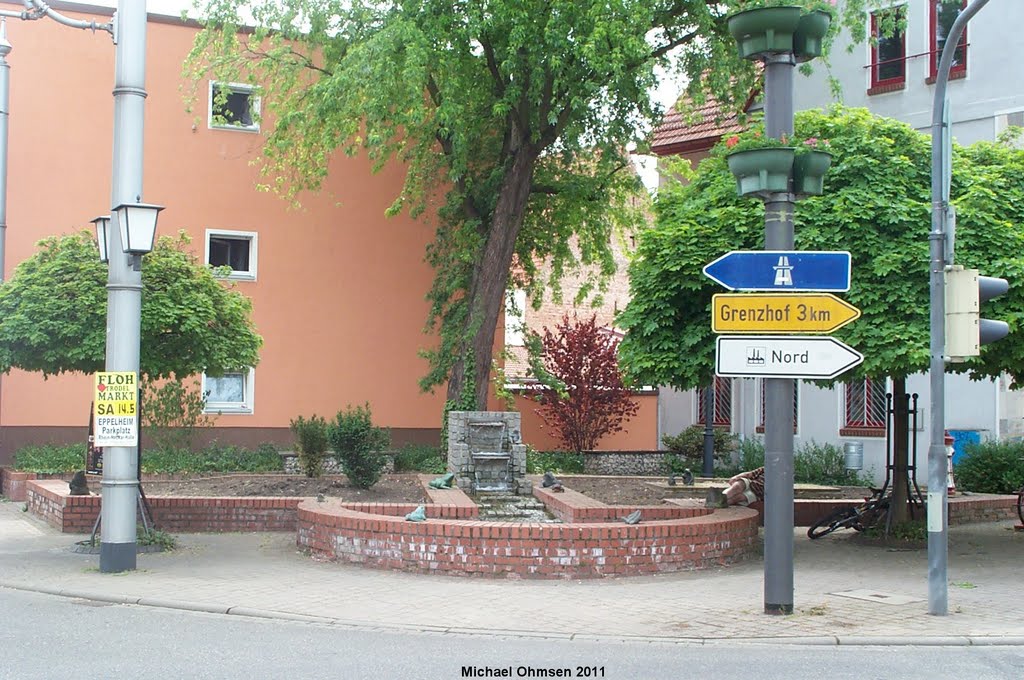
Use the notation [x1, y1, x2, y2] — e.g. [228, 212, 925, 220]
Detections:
[129, 473, 869, 506]
[138, 474, 430, 504]
[134, 474, 689, 506]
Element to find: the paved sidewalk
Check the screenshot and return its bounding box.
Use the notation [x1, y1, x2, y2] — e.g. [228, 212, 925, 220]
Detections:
[1, 499, 1022, 645]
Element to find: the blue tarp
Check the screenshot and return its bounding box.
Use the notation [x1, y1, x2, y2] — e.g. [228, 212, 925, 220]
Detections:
[948, 429, 981, 464]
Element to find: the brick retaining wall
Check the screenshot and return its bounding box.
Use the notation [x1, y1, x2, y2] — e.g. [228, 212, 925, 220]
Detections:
[1, 468, 37, 501]
[793, 493, 1018, 527]
[297, 488, 761, 579]
[25, 480, 303, 533]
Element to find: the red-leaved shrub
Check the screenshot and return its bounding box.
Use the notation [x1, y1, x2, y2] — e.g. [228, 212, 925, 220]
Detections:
[530, 313, 639, 452]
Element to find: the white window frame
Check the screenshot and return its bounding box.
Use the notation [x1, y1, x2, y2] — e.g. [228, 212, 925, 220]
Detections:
[205, 229, 258, 281]
[504, 289, 527, 347]
[202, 368, 255, 415]
[208, 81, 261, 132]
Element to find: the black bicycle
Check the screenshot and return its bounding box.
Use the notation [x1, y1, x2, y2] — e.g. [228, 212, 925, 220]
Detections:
[807, 488, 890, 539]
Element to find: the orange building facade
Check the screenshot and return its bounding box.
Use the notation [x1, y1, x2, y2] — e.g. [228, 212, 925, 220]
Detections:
[0, 4, 657, 464]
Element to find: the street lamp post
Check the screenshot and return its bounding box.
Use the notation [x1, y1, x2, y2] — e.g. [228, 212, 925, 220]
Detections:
[101, 0, 155, 573]
[0, 1, 157, 573]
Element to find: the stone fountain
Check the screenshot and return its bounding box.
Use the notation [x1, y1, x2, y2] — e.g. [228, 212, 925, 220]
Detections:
[447, 411, 527, 493]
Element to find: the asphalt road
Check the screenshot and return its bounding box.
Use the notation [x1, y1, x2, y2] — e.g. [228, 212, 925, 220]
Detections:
[3, 588, 1023, 680]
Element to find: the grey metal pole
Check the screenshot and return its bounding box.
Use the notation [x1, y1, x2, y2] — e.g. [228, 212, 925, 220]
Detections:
[100, 0, 149, 573]
[762, 52, 796, 615]
[927, 0, 989, 617]
[702, 381, 715, 476]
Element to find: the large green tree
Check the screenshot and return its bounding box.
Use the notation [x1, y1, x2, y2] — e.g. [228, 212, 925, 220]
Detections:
[184, 0, 871, 411]
[0, 231, 263, 379]
[618, 106, 1024, 520]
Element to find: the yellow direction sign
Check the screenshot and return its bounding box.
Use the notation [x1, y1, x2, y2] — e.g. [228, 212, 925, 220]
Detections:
[712, 293, 860, 334]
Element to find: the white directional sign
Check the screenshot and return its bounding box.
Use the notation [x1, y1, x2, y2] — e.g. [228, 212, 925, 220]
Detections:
[716, 335, 864, 379]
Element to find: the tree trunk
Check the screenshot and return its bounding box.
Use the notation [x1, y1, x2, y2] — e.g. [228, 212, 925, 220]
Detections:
[890, 377, 912, 524]
[446, 146, 538, 410]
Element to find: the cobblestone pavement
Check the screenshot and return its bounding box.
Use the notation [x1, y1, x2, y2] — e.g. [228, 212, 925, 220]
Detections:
[1, 499, 1022, 645]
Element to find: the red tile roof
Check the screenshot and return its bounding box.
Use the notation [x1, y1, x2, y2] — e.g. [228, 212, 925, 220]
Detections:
[651, 87, 760, 157]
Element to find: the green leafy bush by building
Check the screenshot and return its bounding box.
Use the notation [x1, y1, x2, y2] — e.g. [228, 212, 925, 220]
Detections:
[290, 414, 330, 478]
[14, 442, 281, 474]
[730, 438, 872, 487]
[525, 448, 584, 475]
[393, 444, 447, 474]
[328, 404, 391, 489]
[954, 439, 1024, 494]
[140, 442, 281, 474]
[142, 378, 213, 453]
[13, 444, 86, 473]
[662, 425, 736, 473]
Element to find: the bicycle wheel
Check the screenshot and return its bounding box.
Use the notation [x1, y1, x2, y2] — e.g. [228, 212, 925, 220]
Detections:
[807, 507, 859, 539]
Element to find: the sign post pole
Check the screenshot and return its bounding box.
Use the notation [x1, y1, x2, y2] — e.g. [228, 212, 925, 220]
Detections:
[761, 50, 796, 616]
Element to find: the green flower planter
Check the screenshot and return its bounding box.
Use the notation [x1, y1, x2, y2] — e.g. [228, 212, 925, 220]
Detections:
[726, 147, 796, 197]
[727, 6, 804, 60]
[793, 10, 832, 63]
[792, 150, 833, 196]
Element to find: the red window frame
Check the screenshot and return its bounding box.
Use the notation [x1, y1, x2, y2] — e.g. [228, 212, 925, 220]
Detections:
[697, 377, 732, 427]
[930, 1, 967, 81]
[756, 380, 798, 433]
[869, 8, 906, 92]
[843, 378, 887, 429]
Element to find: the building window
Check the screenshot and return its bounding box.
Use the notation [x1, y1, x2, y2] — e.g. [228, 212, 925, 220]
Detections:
[841, 378, 887, 436]
[696, 377, 733, 427]
[757, 379, 799, 433]
[930, 1, 967, 81]
[504, 289, 527, 347]
[869, 7, 906, 93]
[202, 369, 254, 414]
[206, 230, 257, 280]
[209, 81, 260, 131]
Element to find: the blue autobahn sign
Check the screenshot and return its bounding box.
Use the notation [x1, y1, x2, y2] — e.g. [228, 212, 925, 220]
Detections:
[703, 250, 852, 292]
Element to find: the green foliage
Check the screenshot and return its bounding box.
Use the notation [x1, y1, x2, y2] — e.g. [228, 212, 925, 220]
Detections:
[141, 442, 281, 474]
[862, 519, 926, 542]
[137, 527, 178, 550]
[725, 437, 870, 486]
[290, 414, 330, 478]
[793, 440, 871, 486]
[393, 444, 447, 474]
[13, 444, 85, 473]
[13, 441, 283, 475]
[0, 231, 262, 379]
[661, 426, 736, 471]
[525, 448, 585, 475]
[328, 404, 391, 489]
[737, 437, 766, 471]
[142, 378, 213, 453]
[954, 439, 1024, 494]
[619, 106, 1024, 389]
[184, 0, 874, 410]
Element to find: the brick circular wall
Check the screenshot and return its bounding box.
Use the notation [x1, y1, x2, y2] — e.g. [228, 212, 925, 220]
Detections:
[296, 500, 760, 579]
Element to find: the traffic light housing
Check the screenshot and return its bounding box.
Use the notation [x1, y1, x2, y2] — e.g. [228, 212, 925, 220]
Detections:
[945, 266, 1010, 362]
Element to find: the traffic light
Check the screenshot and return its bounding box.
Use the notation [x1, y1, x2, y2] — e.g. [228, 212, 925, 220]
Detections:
[945, 266, 1010, 361]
